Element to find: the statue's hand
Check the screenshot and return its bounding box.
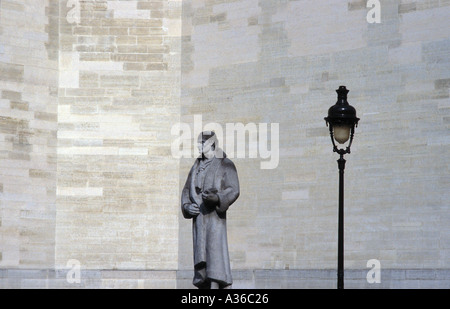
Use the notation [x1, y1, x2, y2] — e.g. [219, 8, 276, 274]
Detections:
[184, 203, 200, 216]
[202, 190, 219, 204]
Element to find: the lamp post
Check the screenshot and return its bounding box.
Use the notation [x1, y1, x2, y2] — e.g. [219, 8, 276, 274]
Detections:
[324, 86, 359, 289]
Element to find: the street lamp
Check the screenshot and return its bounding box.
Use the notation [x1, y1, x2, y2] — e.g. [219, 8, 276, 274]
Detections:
[324, 86, 359, 289]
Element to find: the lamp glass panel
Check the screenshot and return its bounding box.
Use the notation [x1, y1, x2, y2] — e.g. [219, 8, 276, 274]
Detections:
[333, 125, 351, 144]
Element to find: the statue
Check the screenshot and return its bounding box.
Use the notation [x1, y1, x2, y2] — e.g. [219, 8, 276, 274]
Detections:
[181, 131, 240, 289]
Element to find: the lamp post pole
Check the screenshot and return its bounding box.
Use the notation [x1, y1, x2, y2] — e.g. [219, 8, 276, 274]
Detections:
[337, 154, 346, 290]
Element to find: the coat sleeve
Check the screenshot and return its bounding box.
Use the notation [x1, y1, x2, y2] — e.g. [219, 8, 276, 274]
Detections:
[216, 158, 240, 215]
[181, 165, 194, 219]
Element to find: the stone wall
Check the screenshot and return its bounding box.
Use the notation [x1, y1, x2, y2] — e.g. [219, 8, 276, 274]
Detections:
[1, 0, 183, 288]
[0, 0, 449, 288]
[55, 0, 182, 272]
[178, 0, 450, 286]
[0, 0, 59, 270]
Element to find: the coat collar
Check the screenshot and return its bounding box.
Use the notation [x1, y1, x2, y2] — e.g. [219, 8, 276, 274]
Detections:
[193, 149, 227, 192]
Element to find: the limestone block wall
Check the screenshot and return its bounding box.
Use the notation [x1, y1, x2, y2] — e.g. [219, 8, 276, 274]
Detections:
[0, 0, 449, 289]
[55, 0, 181, 272]
[0, 0, 59, 270]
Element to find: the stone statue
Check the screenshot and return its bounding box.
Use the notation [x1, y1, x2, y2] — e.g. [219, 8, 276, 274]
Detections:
[181, 131, 240, 289]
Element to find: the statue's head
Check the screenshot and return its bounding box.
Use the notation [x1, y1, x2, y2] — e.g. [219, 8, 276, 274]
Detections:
[197, 131, 217, 159]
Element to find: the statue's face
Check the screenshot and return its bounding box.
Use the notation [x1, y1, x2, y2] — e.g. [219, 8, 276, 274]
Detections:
[197, 134, 215, 158]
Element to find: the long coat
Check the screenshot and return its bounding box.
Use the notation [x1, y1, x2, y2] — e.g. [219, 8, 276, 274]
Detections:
[181, 152, 240, 287]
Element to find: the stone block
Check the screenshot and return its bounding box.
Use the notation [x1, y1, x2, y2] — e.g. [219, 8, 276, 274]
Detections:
[100, 75, 140, 88]
[0, 62, 24, 82]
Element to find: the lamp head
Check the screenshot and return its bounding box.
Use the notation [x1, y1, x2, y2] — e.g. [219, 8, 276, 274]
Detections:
[325, 86, 359, 151]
